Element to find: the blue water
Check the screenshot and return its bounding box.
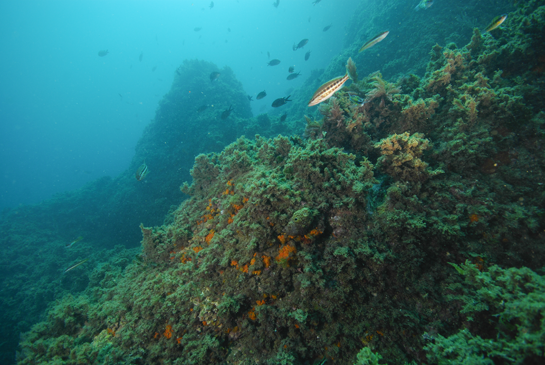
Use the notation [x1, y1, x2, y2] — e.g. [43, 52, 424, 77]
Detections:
[0, 0, 356, 210]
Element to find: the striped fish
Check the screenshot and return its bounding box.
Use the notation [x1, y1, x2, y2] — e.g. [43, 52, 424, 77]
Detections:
[135, 161, 149, 181]
[308, 73, 350, 107]
[63, 259, 89, 274]
[359, 31, 389, 52]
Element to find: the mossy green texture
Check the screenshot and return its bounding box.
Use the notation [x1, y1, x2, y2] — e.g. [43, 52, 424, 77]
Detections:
[425, 261, 545, 364]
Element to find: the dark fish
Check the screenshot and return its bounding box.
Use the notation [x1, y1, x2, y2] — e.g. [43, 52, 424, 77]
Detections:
[305, 51, 311, 61]
[323, 24, 332, 32]
[272, 95, 291, 108]
[152, 66, 157, 72]
[359, 31, 389, 52]
[197, 105, 208, 112]
[209, 1, 214, 9]
[98, 50, 109, 57]
[273, 0, 279, 8]
[267, 59, 281, 66]
[256, 91, 267, 99]
[287, 72, 301, 80]
[139, 51, 143, 62]
[288, 66, 295, 73]
[176, 70, 181, 76]
[312, 0, 321, 5]
[135, 161, 150, 181]
[194, 27, 202, 31]
[118, 93, 123, 98]
[210, 72, 220, 82]
[221, 105, 234, 119]
[247, 95, 253, 101]
[280, 113, 287, 122]
[294, 39, 309, 50]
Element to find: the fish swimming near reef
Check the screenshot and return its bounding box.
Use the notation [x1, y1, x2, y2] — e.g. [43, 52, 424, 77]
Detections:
[323, 24, 332, 32]
[484, 14, 508, 32]
[267, 59, 281, 66]
[221, 105, 234, 119]
[197, 105, 208, 112]
[135, 161, 150, 181]
[272, 95, 291, 108]
[247, 95, 254, 101]
[359, 31, 389, 52]
[210, 72, 220, 82]
[280, 113, 287, 122]
[287, 72, 301, 80]
[414, 0, 434, 11]
[308, 59, 352, 107]
[139, 51, 143, 62]
[294, 39, 309, 50]
[288, 66, 295, 73]
[65, 236, 83, 248]
[257, 91, 267, 99]
[63, 259, 89, 274]
[305, 51, 311, 61]
[98, 50, 109, 57]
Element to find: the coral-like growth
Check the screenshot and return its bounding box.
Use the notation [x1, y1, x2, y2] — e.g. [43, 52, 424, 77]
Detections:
[346, 57, 359, 83]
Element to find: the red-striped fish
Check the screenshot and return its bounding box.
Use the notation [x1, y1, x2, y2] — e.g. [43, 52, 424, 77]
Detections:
[308, 73, 350, 107]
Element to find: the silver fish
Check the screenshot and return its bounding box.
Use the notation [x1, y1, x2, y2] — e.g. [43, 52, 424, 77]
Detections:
[63, 259, 88, 274]
[308, 72, 350, 107]
[135, 162, 149, 181]
[359, 31, 389, 52]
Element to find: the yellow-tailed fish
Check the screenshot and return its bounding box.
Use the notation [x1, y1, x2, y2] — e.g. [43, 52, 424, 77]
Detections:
[65, 236, 83, 248]
[63, 259, 89, 274]
[135, 161, 149, 181]
[359, 31, 389, 52]
[485, 14, 507, 33]
[308, 60, 352, 107]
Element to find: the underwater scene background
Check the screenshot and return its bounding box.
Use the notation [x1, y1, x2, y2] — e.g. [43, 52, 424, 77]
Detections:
[1, 0, 544, 364]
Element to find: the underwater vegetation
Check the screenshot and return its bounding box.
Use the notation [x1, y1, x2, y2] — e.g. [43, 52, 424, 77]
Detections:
[6, 0, 545, 364]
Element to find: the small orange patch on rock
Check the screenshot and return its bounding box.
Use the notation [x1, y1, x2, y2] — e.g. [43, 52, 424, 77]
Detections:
[107, 328, 116, 337]
[262, 255, 271, 268]
[193, 246, 203, 253]
[164, 325, 173, 339]
[248, 308, 256, 321]
[469, 214, 480, 223]
[205, 230, 215, 244]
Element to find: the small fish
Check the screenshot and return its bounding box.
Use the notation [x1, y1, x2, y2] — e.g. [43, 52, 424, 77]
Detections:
[267, 51, 270, 59]
[257, 90, 267, 99]
[485, 14, 508, 32]
[176, 69, 181, 76]
[305, 51, 311, 61]
[288, 66, 295, 73]
[323, 24, 332, 32]
[273, 0, 280, 8]
[65, 236, 83, 248]
[414, 0, 434, 11]
[194, 27, 202, 31]
[209, 1, 214, 9]
[221, 105, 234, 119]
[63, 259, 89, 274]
[287, 72, 301, 80]
[280, 113, 287, 122]
[98, 50, 109, 57]
[313, 0, 321, 5]
[348, 93, 365, 106]
[308, 17, 311, 23]
[247, 95, 254, 101]
[359, 31, 389, 52]
[118, 93, 123, 99]
[272, 95, 291, 108]
[139, 51, 143, 62]
[294, 39, 309, 50]
[135, 161, 149, 181]
[268, 59, 281, 66]
[152, 66, 157, 72]
[210, 72, 220, 82]
[197, 105, 208, 112]
[308, 59, 352, 106]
